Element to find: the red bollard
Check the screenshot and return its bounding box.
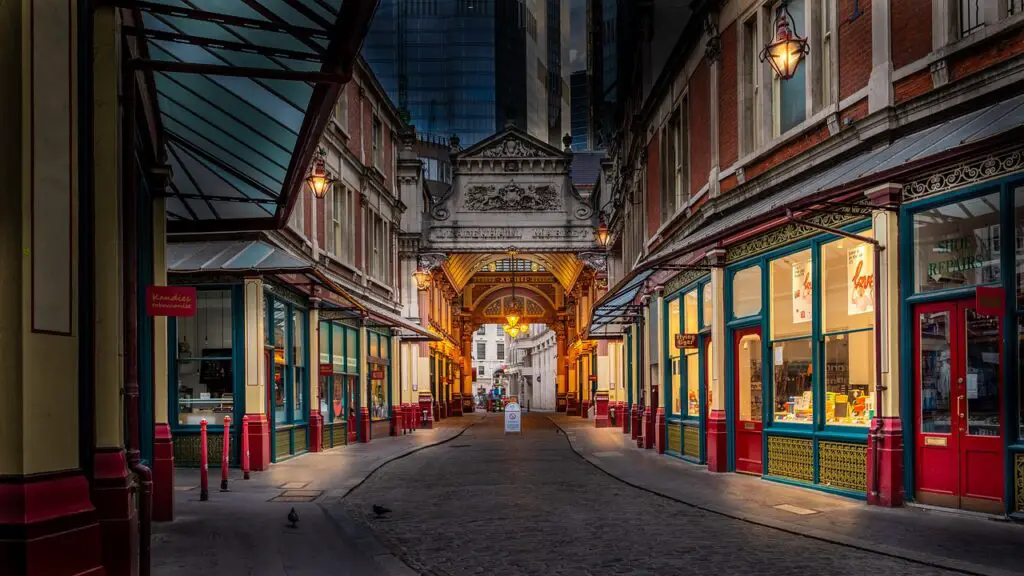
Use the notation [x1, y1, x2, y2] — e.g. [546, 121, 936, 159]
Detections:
[241, 414, 251, 480]
[221, 415, 231, 491]
[199, 419, 209, 501]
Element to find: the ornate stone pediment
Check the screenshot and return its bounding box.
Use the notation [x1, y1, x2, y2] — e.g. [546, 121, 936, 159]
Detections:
[462, 182, 561, 212]
[468, 135, 544, 159]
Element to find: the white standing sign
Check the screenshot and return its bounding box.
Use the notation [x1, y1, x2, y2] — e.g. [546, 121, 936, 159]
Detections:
[504, 402, 521, 434]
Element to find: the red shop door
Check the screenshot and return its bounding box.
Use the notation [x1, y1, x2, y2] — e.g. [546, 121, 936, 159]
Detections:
[734, 327, 763, 475]
[914, 299, 1003, 514]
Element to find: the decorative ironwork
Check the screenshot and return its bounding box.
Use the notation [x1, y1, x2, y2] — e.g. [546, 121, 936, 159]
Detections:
[683, 425, 700, 459]
[726, 210, 863, 263]
[767, 436, 813, 483]
[463, 182, 561, 212]
[1015, 453, 1024, 513]
[173, 431, 228, 468]
[483, 299, 502, 316]
[902, 148, 1024, 202]
[667, 422, 682, 453]
[818, 440, 867, 493]
[665, 269, 709, 296]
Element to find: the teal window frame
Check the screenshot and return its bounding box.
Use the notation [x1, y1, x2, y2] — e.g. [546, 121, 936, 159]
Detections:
[319, 320, 360, 425]
[265, 293, 308, 428]
[663, 275, 711, 463]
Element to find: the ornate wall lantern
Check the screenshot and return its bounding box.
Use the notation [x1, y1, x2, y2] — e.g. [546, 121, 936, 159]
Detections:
[306, 146, 336, 199]
[759, 0, 809, 80]
[595, 216, 610, 247]
[413, 268, 431, 291]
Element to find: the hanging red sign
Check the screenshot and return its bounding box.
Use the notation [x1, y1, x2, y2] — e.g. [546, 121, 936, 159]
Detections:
[588, 374, 598, 382]
[319, 363, 333, 376]
[370, 369, 385, 380]
[675, 333, 698, 350]
[145, 286, 196, 317]
[976, 286, 1005, 316]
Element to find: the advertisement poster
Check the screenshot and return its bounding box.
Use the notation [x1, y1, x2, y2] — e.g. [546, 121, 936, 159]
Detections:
[792, 261, 812, 324]
[848, 244, 874, 315]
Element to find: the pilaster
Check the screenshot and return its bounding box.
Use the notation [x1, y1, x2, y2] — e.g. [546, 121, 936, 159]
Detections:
[707, 249, 728, 471]
[868, 0, 894, 113]
[307, 302, 323, 451]
[243, 277, 270, 470]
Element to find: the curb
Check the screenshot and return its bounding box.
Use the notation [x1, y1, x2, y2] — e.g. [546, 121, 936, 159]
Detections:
[322, 419, 480, 576]
[548, 417, 1016, 576]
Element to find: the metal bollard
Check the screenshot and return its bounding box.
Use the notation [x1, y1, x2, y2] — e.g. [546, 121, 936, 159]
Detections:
[221, 415, 231, 491]
[241, 414, 251, 480]
[199, 419, 209, 501]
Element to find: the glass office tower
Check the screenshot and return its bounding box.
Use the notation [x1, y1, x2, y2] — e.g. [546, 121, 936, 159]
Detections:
[363, 0, 568, 147]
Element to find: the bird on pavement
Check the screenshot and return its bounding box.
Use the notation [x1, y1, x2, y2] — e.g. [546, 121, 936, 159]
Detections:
[372, 504, 392, 518]
[287, 507, 299, 528]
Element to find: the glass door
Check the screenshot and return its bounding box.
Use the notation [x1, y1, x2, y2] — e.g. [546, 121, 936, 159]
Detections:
[734, 327, 763, 475]
[914, 299, 1003, 513]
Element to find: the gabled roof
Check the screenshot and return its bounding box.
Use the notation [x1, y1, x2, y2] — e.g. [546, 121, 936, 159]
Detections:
[454, 125, 569, 161]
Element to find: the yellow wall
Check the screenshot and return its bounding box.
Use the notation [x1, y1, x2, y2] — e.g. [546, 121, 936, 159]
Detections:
[243, 277, 266, 414]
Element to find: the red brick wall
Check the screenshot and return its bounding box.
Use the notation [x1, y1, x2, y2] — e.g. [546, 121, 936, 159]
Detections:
[745, 123, 831, 182]
[891, 0, 931, 70]
[689, 61, 712, 196]
[718, 23, 738, 170]
[894, 69, 932, 104]
[838, 0, 872, 101]
[316, 196, 326, 249]
[345, 83, 363, 160]
[646, 134, 661, 240]
[950, 24, 1024, 83]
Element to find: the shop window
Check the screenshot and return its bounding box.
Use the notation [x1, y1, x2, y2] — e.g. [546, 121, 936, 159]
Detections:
[175, 289, 234, 426]
[824, 332, 874, 426]
[684, 290, 699, 334]
[772, 0, 807, 136]
[683, 290, 700, 417]
[705, 341, 714, 415]
[332, 324, 344, 373]
[292, 309, 306, 421]
[370, 370, 387, 421]
[913, 191, 1000, 294]
[346, 328, 358, 372]
[701, 284, 713, 328]
[732, 265, 762, 318]
[1014, 186, 1024, 306]
[770, 250, 813, 340]
[772, 338, 813, 424]
[737, 333, 763, 422]
[668, 298, 681, 415]
[272, 300, 287, 424]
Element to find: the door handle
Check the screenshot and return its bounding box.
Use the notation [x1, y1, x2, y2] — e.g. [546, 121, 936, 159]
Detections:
[957, 394, 965, 419]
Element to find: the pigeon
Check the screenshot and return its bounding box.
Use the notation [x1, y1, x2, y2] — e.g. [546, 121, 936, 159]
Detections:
[287, 507, 299, 528]
[372, 504, 392, 518]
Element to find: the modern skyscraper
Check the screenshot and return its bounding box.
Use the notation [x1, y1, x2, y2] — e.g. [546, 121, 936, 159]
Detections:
[363, 0, 570, 147]
[586, 0, 618, 150]
[570, 70, 590, 151]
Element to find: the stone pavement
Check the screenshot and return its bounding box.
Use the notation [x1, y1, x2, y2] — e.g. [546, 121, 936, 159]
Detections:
[340, 412, 985, 576]
[549, 414, 1024, 576]
[152, 413, 485, 576]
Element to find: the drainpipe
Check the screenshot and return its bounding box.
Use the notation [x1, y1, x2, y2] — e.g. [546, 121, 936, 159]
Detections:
[123, 62, 153, 576]
[785, 209, 885, 499]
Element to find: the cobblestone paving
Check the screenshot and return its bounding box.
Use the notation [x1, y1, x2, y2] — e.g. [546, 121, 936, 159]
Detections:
[341, 414, 960, 576]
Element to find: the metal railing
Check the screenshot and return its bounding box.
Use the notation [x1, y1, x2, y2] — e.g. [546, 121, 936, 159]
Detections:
[960, 0, 984, 36]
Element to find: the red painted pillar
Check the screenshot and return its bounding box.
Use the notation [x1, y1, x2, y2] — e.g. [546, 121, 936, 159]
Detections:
[655, 408, 666, 454]
[348, 414, 357, 443]
[867, 416, 904, 507]
[390, 406, 401, 436]
[594, 394, 610, 428]
[246, 413, 271, 471]
[630, 405, 639, 439]
[152, 423, 175, 521]
[0, 473, 105, 576]
[706, 409, 728, 472]
[309, 410, 324, 452]
[621, 403, 629, 433]
[93, 448, 136, 576]
[359, 407, 371, 443]
[643, 408, 656, 449]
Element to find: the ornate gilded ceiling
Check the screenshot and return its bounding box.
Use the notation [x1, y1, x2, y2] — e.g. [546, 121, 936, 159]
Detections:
[443, 252, 583, 291]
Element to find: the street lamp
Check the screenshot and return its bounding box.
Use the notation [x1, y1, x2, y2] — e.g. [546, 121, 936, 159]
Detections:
[306, 146, 337, 199]
[759, 0, 809, 80]
[595, 216, 610, 248]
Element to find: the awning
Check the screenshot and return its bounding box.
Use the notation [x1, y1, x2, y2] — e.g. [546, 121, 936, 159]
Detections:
[586, 269, 654, 338]
[124, 0, 379, 233]
[167, 238, 437, 342]
[594, 92, 1024, 321]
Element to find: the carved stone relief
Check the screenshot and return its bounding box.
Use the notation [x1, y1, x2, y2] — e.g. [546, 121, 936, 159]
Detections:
[463, 182, 561, 212]
[475, 136, 543, 159]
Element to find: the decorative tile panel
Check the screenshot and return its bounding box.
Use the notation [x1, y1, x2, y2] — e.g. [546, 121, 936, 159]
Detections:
[173, 432, 226, 468]
[683, 424, 700, 459]
[767, 436, 814, 483]
[667, 422, 682, 453]
[275, 429, 291, 458]
[332, 423, 347, 447]
[294, 426, 307, 453]
[1015, 453, 1024, 514]
[902, 148, 1024, 202]
[818, 440, 867, 493]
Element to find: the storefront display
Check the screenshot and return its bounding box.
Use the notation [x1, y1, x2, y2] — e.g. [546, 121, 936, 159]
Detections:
[684, 290, 700, 417]
[667, 298, 681, 414]
[175, 289, 236, 426]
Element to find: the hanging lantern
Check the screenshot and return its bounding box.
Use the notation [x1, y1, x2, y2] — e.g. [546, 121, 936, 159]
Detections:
[595, 217, 610, 247]
[504, 324, 521, 338]
[759, 0, 809, 80]
[504, 299, 521, 328]
[306, 147, 337, 199]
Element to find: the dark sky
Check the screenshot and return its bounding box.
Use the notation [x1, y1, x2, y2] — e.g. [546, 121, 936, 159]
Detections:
[569, 0, 586, 72]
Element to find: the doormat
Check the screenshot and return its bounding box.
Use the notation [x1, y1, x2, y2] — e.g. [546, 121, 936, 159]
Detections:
[269, 489, 323, 503]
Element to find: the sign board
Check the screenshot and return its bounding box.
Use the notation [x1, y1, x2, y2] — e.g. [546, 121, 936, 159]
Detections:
[674, 333, 699, 350]
[145, 286, 196, 317]
[504, 402, 521, 434]
[318, 363, 332, 376]
[976, 286, 1005, 316]
[588, 374, 598, 382]
[370, 369, 385, 380]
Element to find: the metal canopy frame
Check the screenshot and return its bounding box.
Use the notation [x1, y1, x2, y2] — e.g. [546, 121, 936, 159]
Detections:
[119, 0, 380, 234]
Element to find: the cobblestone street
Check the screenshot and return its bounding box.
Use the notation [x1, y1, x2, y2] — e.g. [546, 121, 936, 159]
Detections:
[340, 413, 964, 576]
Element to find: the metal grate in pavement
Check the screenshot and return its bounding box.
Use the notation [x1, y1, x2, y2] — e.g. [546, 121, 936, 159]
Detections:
[774, 504, 818, 515]
[592, 451, 624, 458]
[279, 481, 310, 489]
[269, 489, 323, 503]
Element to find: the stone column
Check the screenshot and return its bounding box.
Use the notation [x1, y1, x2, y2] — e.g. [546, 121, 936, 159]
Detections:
[866, 184, 903, 507]
[359, 321, 371, 442]
[151, 193, 174, 522]
[243, 277, 270, 470]
[0, 1, 104, 572]
[307, 301, 323, 451]
[463, 333, 474, 414]
[706, 249, 728, 471]
[555, 324, 568, 412]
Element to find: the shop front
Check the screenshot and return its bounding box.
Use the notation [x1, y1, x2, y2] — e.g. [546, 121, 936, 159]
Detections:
[717, 220, 877, 498]
[265, 290, 310, 462]
[900, 176, 1024, 515]
[319, 320, 359, 448]
[664, 277, 712, 462]
[366, 329, 393, 441]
